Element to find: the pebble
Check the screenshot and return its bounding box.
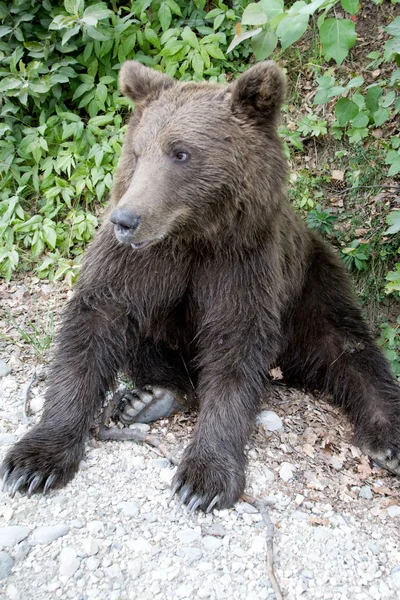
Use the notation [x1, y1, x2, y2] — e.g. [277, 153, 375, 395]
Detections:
[202, 536, 222, 551]
[0, 360, 11, 377]
[256, 410, 283, 431]
[177, 528, 201, 544]
[279, 462, 295, 482]
[86, 521, 104, 534]
[160, 467, 175, 485]
[359, 486, 372, 500]
[30, 395, 45, 414]
[6, 583, 19, 599]
[86, 557, 100, 571]
[82, 538, 99, 556]
[118, 501, 139, 517]
[391, 566, 400, 588]
[31, 525, 69, 544]
[0, 551, 13, 579]
[0, 433, 17, 446]
[59, 547, 80, 578]
[0, 526, 30, 549]
[250, 536, 265, 554]
[386, 505, 400, 518]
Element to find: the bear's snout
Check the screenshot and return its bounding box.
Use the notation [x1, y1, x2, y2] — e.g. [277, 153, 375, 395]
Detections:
[110, 207, 141, 244]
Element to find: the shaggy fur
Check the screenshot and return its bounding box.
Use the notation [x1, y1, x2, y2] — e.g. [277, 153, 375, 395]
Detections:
[2, 61, 400, 508]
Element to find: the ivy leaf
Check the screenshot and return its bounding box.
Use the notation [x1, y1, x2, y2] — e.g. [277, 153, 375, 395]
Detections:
[276, 13, 309, 51]
[251, 29, 278, 60]
[340, 0, 359, 15]
[319, 18, 356, 65]
[335, 98, 359, 126]
[241, 4, 268, 26]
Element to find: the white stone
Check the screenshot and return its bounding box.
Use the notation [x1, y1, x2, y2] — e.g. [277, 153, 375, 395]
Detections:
[177, 528, 201, 544]
[82, 538, 99, 556]
[279, 462, 295, 482]
[59, 547, 80, 578]
[250, 536, 265, 554]
[0, 552, 13, 579]
[0, 434, 17, 446]
[0, 527, 30, 549]
[202, 536, 222, 551]
[6, 583, 19, 599]
[256, 410, 283, 431]
[86, 557, 100, 571]
[86, 521, 104, 534]
[118, 502, 139, 518]
[31, 525, 69, 545]
[160, 467, 176, 485]
[386, 505, 400, 518]
[0, 360, 11, 377]
[30, 395, 45, 414]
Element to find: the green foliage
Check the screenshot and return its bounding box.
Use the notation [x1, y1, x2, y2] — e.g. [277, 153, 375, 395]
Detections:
[0, 0, 249, 281]
[229, 0, 358, 63]
[1, 307, 55, 358]
[379, 317, 400, 380]
[305, 204, 338, 236]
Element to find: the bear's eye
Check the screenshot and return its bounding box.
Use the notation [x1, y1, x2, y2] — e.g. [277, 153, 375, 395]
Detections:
[174, 151, 190, 162]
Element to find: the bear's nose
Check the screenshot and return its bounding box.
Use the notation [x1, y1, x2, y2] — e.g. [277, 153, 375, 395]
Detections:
[110, 207, 141, 232]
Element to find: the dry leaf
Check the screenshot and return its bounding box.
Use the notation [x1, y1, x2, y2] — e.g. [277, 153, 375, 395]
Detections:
[302, 443, 315, 458]
[372, 486, 398, 497]
[357, 455, 372, 479]
[331, 170, 344, 181]
[308, 517, 330, 527]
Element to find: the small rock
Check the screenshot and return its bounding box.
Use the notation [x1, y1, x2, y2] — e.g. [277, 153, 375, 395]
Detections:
[391, 566, 400, 589]
[86, 521, 104, 534]
[152, 458, 170, 470]
[14, 541, 30, 562]
[386, 505, 400, 518]
[250, 536, 265, 554]
[59, 547, 80, 578]
[177, 528, 201, 544]
[133, 537, 151, 553]
[359, 486, 373, 500]
[0, 552, 13, 579]
[0, 527, 30, 549]
[0, 433, 17, 446]
[0, 360, 11, 377]
[160, 467, 176, 485]
[82, 538, 99, 556]
[126, 559, 141, 579]
[179, 547, 202, 561]
[118, 502, 139, 518]
[31, 525, 69, 545]
[30, 395, 45, 414]
[86, 557, 100, 571]
[201, 524, 227, 538]
[256, 410, 283, 431]
[129, 423, 150, 433]
[6, 583, 19, 599]
[202, 536, 222, 551]
[279, 462, 295, 482]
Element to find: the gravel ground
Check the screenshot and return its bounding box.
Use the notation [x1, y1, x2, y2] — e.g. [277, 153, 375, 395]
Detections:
[1, 278, 400, 600]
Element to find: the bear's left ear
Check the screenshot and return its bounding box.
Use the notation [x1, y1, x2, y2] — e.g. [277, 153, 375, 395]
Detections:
[119, 61, 175, 103]
[230, 61, 286, 123]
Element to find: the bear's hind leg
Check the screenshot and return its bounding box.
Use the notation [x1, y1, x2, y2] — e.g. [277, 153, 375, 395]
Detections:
[113, 339, 196, 425]
[281, 240, 400, 474]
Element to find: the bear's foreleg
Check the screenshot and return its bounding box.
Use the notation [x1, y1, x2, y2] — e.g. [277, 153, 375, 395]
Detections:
[1, 295, 131, 496]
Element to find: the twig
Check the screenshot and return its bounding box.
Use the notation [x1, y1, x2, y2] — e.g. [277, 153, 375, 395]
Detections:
[22, 372, 37, 418]
[241, 492, 284, 600]
[326, 184, 400, 197]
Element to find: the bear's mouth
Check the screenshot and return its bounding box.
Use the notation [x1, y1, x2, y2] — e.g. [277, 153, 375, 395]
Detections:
[130, 239, 153, 250]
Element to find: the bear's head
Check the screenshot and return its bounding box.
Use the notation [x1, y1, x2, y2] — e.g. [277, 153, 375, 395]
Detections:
[110, 61, 287, 251]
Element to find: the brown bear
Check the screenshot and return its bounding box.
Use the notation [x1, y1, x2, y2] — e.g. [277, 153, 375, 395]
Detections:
[2, 61, 400, 511]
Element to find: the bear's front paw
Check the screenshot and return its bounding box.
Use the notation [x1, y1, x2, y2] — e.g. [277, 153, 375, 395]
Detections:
[1, 427, 85, 497]
[171, 444, 245, 512]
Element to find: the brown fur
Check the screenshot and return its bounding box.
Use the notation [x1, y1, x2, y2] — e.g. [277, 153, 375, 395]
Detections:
[2, 62, 399, 507]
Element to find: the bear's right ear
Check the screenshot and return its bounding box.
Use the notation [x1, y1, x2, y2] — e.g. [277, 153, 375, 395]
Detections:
[230, 61, 286, 123]
[119, 61, 175, 103]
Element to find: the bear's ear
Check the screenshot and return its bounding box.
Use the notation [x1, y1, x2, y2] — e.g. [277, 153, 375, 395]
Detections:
[119, 61, 175, 103]
[230, 61, 286, 122]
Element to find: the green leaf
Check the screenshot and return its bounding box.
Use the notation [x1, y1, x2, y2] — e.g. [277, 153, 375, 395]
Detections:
[227, 28, 262, 53]
[347, 76, 364, 88]
[352, 112, 369, 127]
[0, 26, 12, 38]
[0, 77, 21, 92]
[204, 44, 225, 60]
[72, 82, 94, 100]
[340, 0, 359, 15]
[335, 98, 359, 126]
[373, 107, 389, 126]
[259, 0, 283, 20]
[96, 82, 108, 106]
[43, 225, 57, 249]
[365, 86, 383, 113]
[64, 0, 84, 15]
[385, 210, 400, 235]
[62, 25, 80, 46]
[88, 114, 115, 126]
[192, 52, 204, 76]
[297, 0, 327, 16]
[276, 13, 309, 51]
[319, 18, 356, 66]
[145, 28, 161, 49]
[83, 3, 112, 21]
[182, 26, 199, 49]
[251, 29, 278, 60]
[165, 0, 181, 16]
[158, 3, 172, 31]
[242, 3, 268, 26]
[385, 16, 400, 37]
